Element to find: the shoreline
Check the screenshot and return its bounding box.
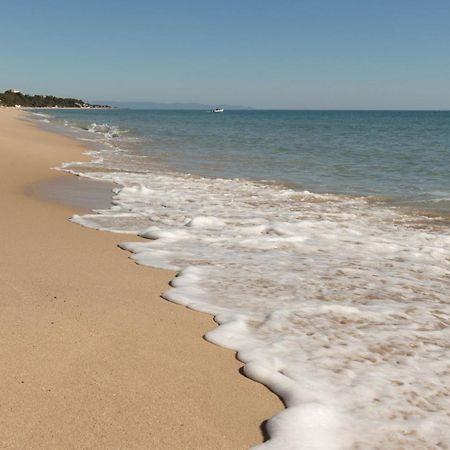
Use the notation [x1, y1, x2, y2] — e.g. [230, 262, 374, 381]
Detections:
[0, 109, 282, 449]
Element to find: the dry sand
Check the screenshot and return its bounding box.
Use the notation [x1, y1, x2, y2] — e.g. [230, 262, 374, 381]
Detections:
[0, 109, 282, 449]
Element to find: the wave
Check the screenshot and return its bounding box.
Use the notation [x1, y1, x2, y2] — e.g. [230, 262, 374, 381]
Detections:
[31, 112, 53, 119]
[84, 122, 127, 139]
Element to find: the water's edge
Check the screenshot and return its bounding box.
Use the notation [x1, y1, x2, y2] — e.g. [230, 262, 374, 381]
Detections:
[26, 110, 450, 450]
[24, 111, 285, 448]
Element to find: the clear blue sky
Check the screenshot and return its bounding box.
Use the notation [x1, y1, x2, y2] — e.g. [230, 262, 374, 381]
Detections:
[1, 0, 450, 109]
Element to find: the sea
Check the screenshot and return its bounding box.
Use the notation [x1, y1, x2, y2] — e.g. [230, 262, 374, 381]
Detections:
[30, 109, 450, 449]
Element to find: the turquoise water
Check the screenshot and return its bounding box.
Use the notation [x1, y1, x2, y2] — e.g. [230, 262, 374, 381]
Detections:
[46, 109, 450, 213]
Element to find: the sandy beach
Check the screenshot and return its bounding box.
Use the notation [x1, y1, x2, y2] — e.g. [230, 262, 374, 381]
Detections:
[0, 109, 282, 449]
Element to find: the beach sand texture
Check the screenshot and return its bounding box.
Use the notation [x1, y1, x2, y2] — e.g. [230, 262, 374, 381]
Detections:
[0, 109, 282, 449]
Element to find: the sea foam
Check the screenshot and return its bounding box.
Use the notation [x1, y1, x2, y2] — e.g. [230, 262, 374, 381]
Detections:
[57, 119, 450, 449]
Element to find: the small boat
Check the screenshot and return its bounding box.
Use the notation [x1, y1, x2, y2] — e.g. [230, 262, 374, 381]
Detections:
[212, 107, 224, 113]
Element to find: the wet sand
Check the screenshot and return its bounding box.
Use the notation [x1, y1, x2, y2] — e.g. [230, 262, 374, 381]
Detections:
[0, 109, 282, 449]
[28, 175, 114, 210]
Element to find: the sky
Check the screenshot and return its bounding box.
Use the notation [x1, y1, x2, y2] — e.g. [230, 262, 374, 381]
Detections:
[1, 0, 450, 109]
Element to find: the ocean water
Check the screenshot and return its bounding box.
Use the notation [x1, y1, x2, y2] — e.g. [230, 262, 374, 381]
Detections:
[32, 110, 450, 449]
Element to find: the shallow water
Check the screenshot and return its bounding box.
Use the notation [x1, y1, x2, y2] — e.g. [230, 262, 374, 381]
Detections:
[31, 110, 450, 449]
[42, 109, 450, 214]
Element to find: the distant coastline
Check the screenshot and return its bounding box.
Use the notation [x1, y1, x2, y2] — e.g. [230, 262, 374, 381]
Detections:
[100, 100, 253, 110]
[0, 90, 111, 109]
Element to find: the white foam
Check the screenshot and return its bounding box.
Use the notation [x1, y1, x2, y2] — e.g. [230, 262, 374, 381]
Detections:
[86, 122, 127, 139]
[31, 112, 52, 119]
[59, 131, 450, 449]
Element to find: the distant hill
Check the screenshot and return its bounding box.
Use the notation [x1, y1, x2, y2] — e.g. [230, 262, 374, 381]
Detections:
[97, 100, 253, 110]
[0, 90, 110, 108]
